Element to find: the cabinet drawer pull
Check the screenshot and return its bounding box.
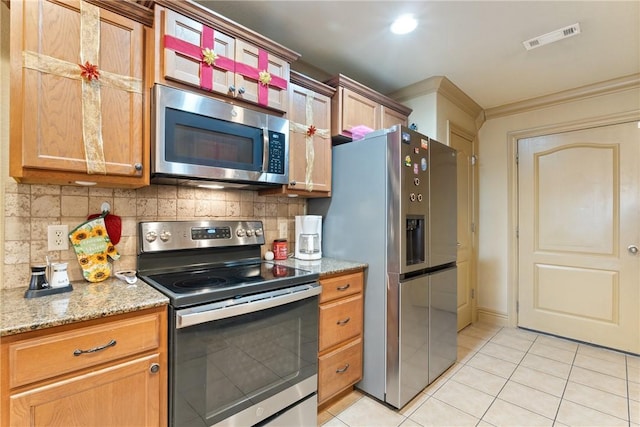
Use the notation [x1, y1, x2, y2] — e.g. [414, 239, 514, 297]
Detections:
[336, 283, 351, 291]
[336, 317, 351, 326]
[73, 339, 116, 356]
[336, 363, 350, 374]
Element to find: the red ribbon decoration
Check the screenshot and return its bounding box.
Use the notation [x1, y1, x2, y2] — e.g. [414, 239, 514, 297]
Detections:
[234, 49, 288, 106]
[163, 26, 235, 91]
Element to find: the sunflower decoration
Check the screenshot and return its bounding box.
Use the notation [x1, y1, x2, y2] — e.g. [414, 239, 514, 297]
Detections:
[87, 265, 111, 283]
[69, 215, 120, 283]
[70, 229, 90, 245]
[91, 225, 107, 238]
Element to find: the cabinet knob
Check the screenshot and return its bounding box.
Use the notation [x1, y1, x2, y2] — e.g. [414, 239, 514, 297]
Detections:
[238, 87, 245, 95]
[134, 163, 143, 171]
[150, 363, 160, 374]
[229, 85, 236, 93]
[290, 181, 297, 186]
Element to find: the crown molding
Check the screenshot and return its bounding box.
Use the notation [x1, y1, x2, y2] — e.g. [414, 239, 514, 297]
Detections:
[484, 73, 640, 120]
[388, 76, 483, 124]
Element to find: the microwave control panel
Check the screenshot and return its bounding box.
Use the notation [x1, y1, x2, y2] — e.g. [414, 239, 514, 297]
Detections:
[267, 131, 286, 174]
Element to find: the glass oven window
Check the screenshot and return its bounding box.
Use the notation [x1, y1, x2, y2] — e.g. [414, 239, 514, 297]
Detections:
[172, 296, 318, 427]
[165, 108, 263, 171]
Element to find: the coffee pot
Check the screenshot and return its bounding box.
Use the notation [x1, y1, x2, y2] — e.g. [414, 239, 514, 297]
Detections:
[294, 215, 322, 260]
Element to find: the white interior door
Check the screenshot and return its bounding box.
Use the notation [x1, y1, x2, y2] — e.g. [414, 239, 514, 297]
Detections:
[450, 127, 474, 331]
[517, 121, 639, 353]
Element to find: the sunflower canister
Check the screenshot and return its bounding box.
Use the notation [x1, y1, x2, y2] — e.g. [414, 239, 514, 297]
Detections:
[69, 214, 120, 282]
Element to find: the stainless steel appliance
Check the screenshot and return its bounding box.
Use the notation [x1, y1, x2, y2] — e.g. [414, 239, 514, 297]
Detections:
[136, 220, 320, 426]
[309, 125, 457, 409]
[151, 84, 289, 188]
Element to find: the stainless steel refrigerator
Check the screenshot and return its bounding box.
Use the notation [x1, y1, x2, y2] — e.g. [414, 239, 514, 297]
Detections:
[309, 125, 457, 409]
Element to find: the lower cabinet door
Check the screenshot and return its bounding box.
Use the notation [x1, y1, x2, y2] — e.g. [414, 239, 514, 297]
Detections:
[9, 354, 161, 427]
[318, 337, 362, 404]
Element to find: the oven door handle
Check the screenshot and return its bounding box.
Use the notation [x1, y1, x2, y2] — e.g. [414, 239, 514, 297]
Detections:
[176, 283, 321, 328]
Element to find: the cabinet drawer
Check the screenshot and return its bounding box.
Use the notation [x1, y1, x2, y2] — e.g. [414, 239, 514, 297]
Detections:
[9, 312, 162, 388]
[319, 294, 362, 352]
[320, 271, 363, 303]
[318, 337, 362, 404]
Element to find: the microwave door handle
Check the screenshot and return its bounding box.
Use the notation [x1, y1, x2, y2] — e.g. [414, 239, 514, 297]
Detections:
[261, 127, 269, 172]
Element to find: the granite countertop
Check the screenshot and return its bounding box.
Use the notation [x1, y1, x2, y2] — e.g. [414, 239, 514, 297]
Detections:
[0, 257, 365, 338]
[0, 277, 169, 337]
[273, 256, 367, 277]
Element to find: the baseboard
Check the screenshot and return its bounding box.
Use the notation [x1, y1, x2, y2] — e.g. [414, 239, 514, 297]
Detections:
[476, 308, 509, 327]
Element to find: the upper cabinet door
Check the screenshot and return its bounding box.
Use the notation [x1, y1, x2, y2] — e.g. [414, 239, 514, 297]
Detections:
[234, 39, 290, 112]
[381, 105, 408, 129]
[162, 8, 235, 96]
[156, 6, 291, 113]
[10, 0, 146, 187]
[340, 88, 380, 135]
[288, 83, 332, 194]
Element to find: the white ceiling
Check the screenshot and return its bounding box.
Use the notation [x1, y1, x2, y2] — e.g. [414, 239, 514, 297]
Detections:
[195, 1, 639, 110]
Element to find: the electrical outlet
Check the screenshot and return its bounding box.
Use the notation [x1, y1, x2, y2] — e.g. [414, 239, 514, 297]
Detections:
[47, 225, 69, 251]
[278, 220, 288, 239]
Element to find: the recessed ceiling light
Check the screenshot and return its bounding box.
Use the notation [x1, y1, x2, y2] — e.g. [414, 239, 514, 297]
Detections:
[390, 14, 417, 35]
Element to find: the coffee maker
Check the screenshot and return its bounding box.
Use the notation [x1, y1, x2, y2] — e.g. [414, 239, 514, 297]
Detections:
[294, 215, 322, 260]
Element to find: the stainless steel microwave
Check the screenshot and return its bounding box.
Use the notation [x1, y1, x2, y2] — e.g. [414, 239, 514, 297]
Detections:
[151, 84, 289, 188]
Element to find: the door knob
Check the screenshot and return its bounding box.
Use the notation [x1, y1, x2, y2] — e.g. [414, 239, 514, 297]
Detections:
[628, 245, 639, 255]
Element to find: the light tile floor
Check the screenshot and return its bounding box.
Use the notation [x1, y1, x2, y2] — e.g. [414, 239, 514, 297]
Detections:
[318, 322, 640, 427]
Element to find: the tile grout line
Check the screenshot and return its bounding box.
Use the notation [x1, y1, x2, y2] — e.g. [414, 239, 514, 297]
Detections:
[473, 329, 545, 426]
[626, 354, 631, 426]
[551, 336, 579, 425]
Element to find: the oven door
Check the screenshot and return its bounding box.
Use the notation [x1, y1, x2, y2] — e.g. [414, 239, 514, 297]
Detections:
[170, 284, 320, 427]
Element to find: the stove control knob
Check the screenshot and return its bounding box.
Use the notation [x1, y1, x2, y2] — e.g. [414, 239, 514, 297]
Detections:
[146, 230, 158, 243]
[255, 228, 264, 237]
[160, 230, 171, 242]
[236, 229, 246, 237]
[246, 229, 255, 237]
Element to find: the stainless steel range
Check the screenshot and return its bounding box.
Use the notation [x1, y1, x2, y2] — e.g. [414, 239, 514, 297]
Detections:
[137, 220, 320, 427]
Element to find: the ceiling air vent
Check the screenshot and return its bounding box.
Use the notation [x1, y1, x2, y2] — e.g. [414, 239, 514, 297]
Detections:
[523, 23, 581, 50]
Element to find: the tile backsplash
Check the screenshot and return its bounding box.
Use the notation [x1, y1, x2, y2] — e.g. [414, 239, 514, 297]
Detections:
[2, 180, 306, 289]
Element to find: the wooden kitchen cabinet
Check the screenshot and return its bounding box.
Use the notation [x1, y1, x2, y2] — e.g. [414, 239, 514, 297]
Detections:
[0, 306, 167, 427]
[153, 3, 297, 112]
[381, 105, 409, 129]
[325, 74, 412, 144]
[260, 71, 335, 198]
[9, 0, 149, 188]
[317, 270, 364, 406]
[335, 88, 381, 136]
